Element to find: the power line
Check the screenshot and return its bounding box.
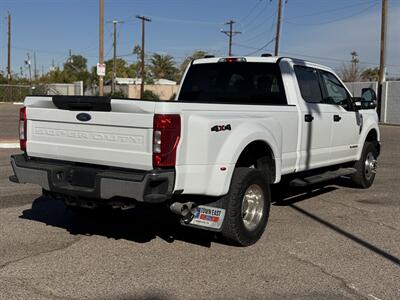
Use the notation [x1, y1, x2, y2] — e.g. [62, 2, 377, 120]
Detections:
[238, 7, 277, 42]
[286, 2, 378, 26]
[239, 0, 266, 23]
[240, 0, 272, 29]
[244, 38, 276, 56]
[232, 44, 400, 68]
[286, 0, 378, 20]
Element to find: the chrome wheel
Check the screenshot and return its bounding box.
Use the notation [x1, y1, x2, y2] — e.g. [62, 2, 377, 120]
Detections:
[365, 152, 377, 181]
[241, 184, 264, 231]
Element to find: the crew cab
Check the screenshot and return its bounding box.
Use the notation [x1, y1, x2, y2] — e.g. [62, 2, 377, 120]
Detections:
[10, 56, 380, 246]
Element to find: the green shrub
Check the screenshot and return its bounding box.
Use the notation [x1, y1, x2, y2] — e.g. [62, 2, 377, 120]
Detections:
[107, 90, 127, 98]
[142, 90, 160, 100]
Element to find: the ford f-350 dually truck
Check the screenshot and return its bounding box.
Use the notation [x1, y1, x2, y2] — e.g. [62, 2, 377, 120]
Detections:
[10, 56, 380, 246]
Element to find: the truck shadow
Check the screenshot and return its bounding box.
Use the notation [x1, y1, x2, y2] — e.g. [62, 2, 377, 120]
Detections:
[20, 196, 217, 248]
[19, 180, 400, 265]
[19, 182, 338, 248]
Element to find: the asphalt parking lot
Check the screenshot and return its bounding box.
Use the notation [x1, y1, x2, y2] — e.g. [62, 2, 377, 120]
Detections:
[0, 103, 399, 299]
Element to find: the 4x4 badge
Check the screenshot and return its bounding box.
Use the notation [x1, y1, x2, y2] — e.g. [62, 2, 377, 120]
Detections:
[211, 124, 231, 132]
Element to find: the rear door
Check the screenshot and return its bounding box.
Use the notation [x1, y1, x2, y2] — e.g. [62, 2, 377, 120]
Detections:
[294, 65, 333, 170]
[25, 96, 156, 170]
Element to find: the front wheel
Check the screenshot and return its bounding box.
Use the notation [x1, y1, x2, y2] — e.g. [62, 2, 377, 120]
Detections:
[351, 141, 378, 188]
[220, 168, 271, 246]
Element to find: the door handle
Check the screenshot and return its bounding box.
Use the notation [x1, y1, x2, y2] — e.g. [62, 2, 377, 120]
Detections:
[333, 115, 342, 122]
[304, 114, 314, 122]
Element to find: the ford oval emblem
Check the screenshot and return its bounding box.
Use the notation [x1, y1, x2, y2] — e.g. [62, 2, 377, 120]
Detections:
[76, 113, 91, 122]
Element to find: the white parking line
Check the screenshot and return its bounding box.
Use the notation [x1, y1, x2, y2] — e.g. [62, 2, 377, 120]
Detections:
[368, 294, 383, 300]
[0, 143, 19, 149]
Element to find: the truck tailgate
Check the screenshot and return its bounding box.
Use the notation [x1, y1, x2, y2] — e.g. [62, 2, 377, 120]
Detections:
[25, 97, 156, 170]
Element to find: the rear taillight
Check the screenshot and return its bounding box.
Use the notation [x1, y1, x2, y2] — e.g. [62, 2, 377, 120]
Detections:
[153, 114, 181, 168]
[19, 107, 27, 151]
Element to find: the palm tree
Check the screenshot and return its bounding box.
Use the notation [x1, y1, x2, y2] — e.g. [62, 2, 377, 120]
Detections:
[149, 54, 179, 81]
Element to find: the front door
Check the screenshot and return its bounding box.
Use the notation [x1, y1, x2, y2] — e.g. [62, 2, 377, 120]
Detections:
[318, 70, 360, 163]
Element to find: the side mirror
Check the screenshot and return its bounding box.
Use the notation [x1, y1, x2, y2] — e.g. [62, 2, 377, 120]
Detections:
[360, 88, 377, 109]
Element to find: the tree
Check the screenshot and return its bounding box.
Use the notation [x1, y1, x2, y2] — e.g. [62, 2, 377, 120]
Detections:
[339, 51, 363, 82]
[179, 50, 208, 74]
[104, 58, 129, 81]
[39, 66, 73, 84]
[149, 53, 179, 81]
[361, 67, 379, 82]
[64, 55, 88, 73]
[62, 54, 90, 84]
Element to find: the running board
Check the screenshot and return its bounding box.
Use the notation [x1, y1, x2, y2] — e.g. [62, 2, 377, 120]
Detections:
[290, 168, 357, 187]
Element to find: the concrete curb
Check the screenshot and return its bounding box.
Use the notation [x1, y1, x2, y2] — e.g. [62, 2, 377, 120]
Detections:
[0, 142, 19, 149]
[0, 102, 23, 105]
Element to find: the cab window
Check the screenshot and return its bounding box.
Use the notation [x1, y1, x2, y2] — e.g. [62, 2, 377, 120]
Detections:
[178, 62, 287, 105]
[319, 70, 352, 110]
[294, 65, 323, 103]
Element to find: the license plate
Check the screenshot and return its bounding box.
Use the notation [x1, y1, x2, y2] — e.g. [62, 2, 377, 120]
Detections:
[189, 206, 225, 230]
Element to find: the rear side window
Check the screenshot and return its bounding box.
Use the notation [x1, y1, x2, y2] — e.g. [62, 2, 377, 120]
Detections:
[178, 62, 287, 105]
[294, 65, 323, 103]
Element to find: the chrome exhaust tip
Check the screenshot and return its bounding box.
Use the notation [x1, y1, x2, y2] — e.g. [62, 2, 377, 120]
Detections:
[170, 202, 197, 224]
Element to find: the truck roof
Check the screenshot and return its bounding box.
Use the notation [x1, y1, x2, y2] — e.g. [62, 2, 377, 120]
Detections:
[192, 56, 334, 73]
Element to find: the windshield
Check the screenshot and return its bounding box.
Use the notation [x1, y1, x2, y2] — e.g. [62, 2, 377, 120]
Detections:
[178, 62, 287, 105]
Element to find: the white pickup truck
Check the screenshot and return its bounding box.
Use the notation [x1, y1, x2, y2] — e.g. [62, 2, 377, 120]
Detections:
[10, 56, 380, 246]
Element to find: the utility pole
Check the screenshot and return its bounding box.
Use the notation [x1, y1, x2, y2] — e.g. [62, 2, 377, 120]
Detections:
[108, 19, 124, 94]
[7, 12, 11, 82]
[377, 0, 388, 120]
[34, 51, 37, 80]
[221, 20, 241, 56]
[99, 0, 105, 96]
[274, 0, 283, 56]
[136, 15, 151, 99]
[26, 53, 32, 84]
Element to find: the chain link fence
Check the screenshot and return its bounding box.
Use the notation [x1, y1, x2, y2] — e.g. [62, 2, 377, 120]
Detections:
[0, 82, 83, 103]
[0, 84, 50, 103]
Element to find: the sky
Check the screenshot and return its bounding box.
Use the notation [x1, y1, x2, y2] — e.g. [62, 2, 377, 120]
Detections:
[0, 0, 399, 78]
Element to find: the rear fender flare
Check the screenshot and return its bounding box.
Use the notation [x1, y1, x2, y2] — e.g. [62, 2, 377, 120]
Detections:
[210, 122, 282, 195]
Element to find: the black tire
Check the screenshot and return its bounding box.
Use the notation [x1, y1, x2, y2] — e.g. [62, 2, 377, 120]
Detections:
[220, 168, 271, 246]
[351, 141, 378, 189]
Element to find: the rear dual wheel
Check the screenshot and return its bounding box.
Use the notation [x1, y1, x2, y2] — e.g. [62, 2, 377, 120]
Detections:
[220, 168, 271, 246]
